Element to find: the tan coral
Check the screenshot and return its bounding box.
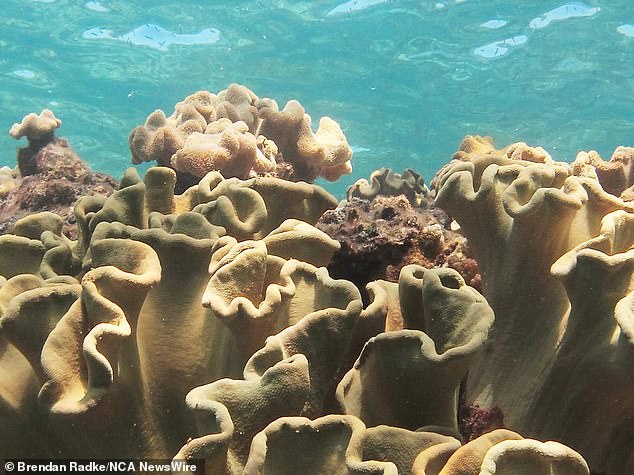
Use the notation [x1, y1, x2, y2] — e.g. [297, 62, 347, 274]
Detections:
[434, 141, 630, 425]
[0, 158, 601, 474]
[435, 136, 634, 474]
[243, 415, 459, 475]
[504, 141, 552, 163]
[524, 209, 634, 474]
[129, 84, 352, 183]
[452, 135, 497, 161]
[413, 429, 588, 475]
[257, 99, 352, 182]
[171, 119, 274, 179]
[337, 266, 493, 434]
[347, 167, 431, 207]
[203, 237, 362, 370]
[570, 146, 634, 199]
[189, 171, 338, 240]
[0, 163, 349, 461]
[9, 109, 61, 142]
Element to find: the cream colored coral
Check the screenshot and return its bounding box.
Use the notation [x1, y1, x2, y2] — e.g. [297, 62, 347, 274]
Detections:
[171, 119, 274, 179]
[130, 85, 352, 182]
[413, 430, 588, 475]
[435, 136, 634, 474]
[9, 109, 61, 141]
[243, 415, 458, 475]
[0, 166, 19, 197]
[570, 146, 634, 199]
[257, 98, 352, 182]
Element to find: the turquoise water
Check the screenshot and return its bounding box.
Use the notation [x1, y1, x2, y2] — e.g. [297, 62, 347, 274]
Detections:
[1, 0, 631, 197]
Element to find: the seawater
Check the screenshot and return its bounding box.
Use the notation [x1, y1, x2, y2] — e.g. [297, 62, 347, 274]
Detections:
[0, 0, 631, 197]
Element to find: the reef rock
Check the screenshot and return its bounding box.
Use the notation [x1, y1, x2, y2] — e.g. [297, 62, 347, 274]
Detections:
[317, 168, 480, 300]
[1, 111, 117, 238]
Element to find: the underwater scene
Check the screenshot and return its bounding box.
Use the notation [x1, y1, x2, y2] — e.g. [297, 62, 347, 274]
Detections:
[0, 0, 633, 474]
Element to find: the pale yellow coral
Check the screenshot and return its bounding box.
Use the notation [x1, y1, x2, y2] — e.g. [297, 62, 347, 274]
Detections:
[337, 266, 493, 435]
[570, 146, 634, 199]
[435, 136, 634, 474]
[413, 430, 588, 475]
[171, 119, 274, 179]
[258, 98, 352, 182]
[9, 109, 61, 141]
[130, 85, 352, 183]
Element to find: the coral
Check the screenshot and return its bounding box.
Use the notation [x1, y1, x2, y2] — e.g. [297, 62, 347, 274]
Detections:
[129, 84, 352, 189]
[434, 135, 634, 474]
[570, 146, 634, 200]
[243, 415, 458, 475]
[413, 429, 589, 475]
[171, 119, 276, 179]
[0, 163, 592, 475]
[256, 99, 352, 182]
[526, 209, 634, 473]
[347, 167, 432, 207]
[9, 109, 61, 143]
[0, 128, 603, 474]
[340, 266, 494, 435]
[0, 167, 351, 461]
[449, 135, 555, 165]
[317, 168, 480, 298]
[2, 112, 117, 238]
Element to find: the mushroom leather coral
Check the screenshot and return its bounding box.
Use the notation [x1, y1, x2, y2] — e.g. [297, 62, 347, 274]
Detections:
[338, 266, 494, 435]
[528, 209, 634, 474]
[413, 429, 589, 475]
[9, 109, 61, 141]
[0, 162, 593, 474]
[346, 167, 431, 207]
[129, 84, 352, 183]
[434, 136, 634, 474]
[0, 166, 345, 458]
[242, 415, 459, 475]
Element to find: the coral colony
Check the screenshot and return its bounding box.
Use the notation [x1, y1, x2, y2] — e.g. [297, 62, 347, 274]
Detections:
[0, 84, 632, 475]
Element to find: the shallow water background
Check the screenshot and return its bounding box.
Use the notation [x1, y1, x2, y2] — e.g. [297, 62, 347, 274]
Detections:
[0, 0, 631, 197]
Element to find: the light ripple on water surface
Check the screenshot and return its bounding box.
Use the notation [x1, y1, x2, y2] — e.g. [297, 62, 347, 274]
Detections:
[0, 0, 631, 199]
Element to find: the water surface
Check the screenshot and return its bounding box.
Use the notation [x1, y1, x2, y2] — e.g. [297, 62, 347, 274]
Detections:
[1, 0, 631, 196]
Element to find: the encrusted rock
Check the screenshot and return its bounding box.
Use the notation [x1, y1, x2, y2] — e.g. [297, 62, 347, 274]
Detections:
[317, 182, 480, 300]
[2, 113, 117, 238]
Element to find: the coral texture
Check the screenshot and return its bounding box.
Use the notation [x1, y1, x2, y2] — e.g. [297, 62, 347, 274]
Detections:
[9, 109, 61, 142]
[570, 146, 634, 200]
[129, 84, 352, 189]
[413, 429, 589, 475]
[434, 135, 634, 474]
[0, 166, 343, 460]
[346, 167, 432, 207]
[3, 98, 615, 475]
[0, 161, 586, 475]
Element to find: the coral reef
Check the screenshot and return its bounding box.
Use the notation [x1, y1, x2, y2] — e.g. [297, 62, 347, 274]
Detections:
[129, 84, 352, 191]
[0, 159, 586, 474]
[434, 135, 634, 474]
[1, 111, 117, 238]
[317, 168, 480, 298]
[6, 96, 632, 474]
